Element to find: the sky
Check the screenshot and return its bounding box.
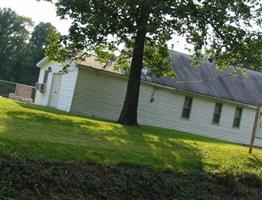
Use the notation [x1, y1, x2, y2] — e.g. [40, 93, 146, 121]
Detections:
[0, 0, 71, 34]
[0, 0, 190, 53]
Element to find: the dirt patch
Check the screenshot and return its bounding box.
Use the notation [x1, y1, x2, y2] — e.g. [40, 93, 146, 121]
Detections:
[0, 156, 261, 200]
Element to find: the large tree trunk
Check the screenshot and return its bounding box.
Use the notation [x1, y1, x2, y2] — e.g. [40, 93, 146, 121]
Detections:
[118, 14, 148, 125]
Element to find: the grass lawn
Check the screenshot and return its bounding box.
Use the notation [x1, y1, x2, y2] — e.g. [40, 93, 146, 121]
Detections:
[0, 97, 261, 178]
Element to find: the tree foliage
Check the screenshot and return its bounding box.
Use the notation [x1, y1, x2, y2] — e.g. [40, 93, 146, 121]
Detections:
[46, 0, 261, 69]
[0, 8, 32, 82]
[0, 8, 56, 85]
[43, 0, 262, 124]
[26, 22, 56, 84]
[91, 40, 174, 78]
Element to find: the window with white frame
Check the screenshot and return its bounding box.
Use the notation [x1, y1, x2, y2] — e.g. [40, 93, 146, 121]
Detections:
[182, 96, 193, 119]
[233, 107, 242, 128]
[43, 70, 49, 84]
[212, 103, 223, 124]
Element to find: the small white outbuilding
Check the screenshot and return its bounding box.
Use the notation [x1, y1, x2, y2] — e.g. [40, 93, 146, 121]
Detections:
[35, 51, 262, 147]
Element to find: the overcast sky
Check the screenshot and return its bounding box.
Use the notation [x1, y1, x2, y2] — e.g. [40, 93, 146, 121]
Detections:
[0, 0, 71, 34]
[0, 0, 191, 53]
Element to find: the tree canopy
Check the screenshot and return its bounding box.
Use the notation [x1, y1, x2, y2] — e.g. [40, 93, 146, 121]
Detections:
[26, 22, 56, 84]
[0, 8, 32, 82]
[44, 0, 262, 125]
[0, 8, 56, 85]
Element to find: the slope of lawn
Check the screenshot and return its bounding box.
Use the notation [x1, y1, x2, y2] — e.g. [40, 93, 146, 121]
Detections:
[0, 97, 261, 178]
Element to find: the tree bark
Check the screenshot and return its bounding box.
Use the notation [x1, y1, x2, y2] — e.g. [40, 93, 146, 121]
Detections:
[118, 11, 149, 125]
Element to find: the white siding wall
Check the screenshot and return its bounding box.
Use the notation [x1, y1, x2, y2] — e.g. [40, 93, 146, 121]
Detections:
[71, 68, 260, 147]
[34, 62, 62, 106]
[70, 68, 126, 120]
[56, 64, 78, 112]
[34, 62, 78, 112]
[138, 84, 257, 145]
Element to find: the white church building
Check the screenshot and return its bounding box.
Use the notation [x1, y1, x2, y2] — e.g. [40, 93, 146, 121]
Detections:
[34, 51, 262, 147]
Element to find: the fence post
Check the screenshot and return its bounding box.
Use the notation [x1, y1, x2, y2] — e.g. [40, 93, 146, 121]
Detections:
[249, 104, 261, 154]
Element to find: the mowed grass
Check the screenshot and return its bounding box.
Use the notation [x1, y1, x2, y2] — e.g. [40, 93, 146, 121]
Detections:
[0, 97, 261, 177]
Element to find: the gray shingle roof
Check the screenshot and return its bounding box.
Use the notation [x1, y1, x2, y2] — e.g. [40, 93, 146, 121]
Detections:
[150, 51, 262, 106]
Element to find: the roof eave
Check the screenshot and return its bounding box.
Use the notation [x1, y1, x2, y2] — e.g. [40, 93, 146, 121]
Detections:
[36, 57, 49, 68]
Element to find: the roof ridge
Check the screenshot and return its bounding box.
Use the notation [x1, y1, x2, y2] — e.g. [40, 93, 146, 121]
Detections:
[169, 49, 262, 76]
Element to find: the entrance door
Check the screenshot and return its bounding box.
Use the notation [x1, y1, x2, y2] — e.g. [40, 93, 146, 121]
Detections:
[49, 74, 62, 108]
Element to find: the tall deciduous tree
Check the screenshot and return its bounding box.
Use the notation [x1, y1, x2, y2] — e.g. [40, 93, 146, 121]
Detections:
[44, 0, 262, 125]
[0, 8, 57, 85]
[25, 22, 56, 84]
[0, 8, 32, 82]
[29, 22, 56, 63]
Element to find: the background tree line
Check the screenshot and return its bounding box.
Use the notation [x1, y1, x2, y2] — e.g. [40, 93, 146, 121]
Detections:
[0, 8, 56, 85]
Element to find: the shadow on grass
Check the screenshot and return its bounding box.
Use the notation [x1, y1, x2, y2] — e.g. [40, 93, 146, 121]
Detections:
[2, 109, 204, 172]
[17, 101, 116, 124]
[17, 101, 252, 144]
[2, 101, 262, 175]
[14, 101, 233, 144]
[247, 156, 262, 168]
